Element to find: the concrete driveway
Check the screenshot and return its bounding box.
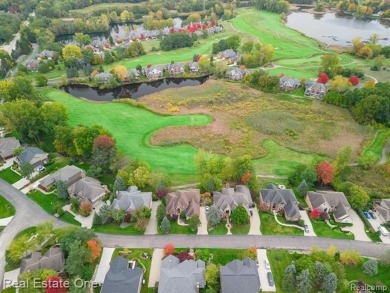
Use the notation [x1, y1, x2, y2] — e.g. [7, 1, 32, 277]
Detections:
[148, 249, 163, 287]
[343, 210, 371, 242]
[256, 249, 276, 292]
[300, 211, 317, 237]
[145, 201, 160, 235]
[93, 247, 115, 284]
[197, 207, 208, 235]
[366, 212, 390, 244]
[249, 207, 261, 235]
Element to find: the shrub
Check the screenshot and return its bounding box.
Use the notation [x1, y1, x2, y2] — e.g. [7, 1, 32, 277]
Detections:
[79, 201, 93, 217]
[231, 205, 249, 225]
[340, 250, 362, 266]
[161, 217, 171, 233]
[164, 243, 175, 256]
[177, 251, 193, 262]
[156, 203, 167, 224]
[362, 259, 378, 276]
[310, 208, 320, 220]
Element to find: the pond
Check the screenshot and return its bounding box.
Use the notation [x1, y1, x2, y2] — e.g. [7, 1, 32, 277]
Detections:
[286, 12, 390, 46]
[61, 76, 209, 102]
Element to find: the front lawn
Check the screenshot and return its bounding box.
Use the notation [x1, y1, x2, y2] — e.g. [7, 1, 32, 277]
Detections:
[93, 223, 145, 235]
[230, 223, 250, 235]
[208, 222, 228, 235]
[0, 195, 15, 218]
[267, 250, 295, 292]
[28, 190, 66, 215]
[197, 248, 248, 266]
[310, 219, 354, 240]
[158, 220, 196, 235]
[112, 248, 153, 293]
[260, 212, 303, 236]
[0, 168, 22, 184]
[345, 259, 390, 289]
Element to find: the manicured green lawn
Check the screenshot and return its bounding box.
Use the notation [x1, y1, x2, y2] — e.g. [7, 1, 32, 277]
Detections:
[310, 219, 354, 240]
[260, 212, 303, 236]
[363, 128, 390, 162]
[158, 220, 196, 234]
[230, 9, 324, 60]
[208, 222, 228, 235]
[0, 168, 22, 184]
[112, 248, 153, 293]
[28, 190, 65, 215]
[267, 250, 295, 292]
[266, 67, 318, 80]
[45, 88, 211, 183]
[0, 195, 15, 218]
[93, 223, 145, 235]
[230, 223, 250, 235]
[204, 248, 248, 266]
[60, 212, 81, 226]
[345, 260, 390, 288]
[253, 140, 324, 176]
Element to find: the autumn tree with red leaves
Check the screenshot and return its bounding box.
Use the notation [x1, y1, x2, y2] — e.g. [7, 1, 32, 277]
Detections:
[316, 161, 335, 185]
[348, 75, 359, 86]
[241, 171, 252, 184]
[45, 276, 68, 293]
[87, 239, 102, 262]
[92, 135, 116, 172]
[177, 251, 193, 262]
[317, 72, 329, 84]
[310, 208, 320, 220]
[164, 243, 175, 256]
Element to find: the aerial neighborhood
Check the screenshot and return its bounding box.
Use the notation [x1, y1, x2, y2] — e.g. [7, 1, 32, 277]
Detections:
[0, 0, 389, 292]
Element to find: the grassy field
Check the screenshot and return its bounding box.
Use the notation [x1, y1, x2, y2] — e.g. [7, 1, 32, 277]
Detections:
[93, 223, 145, 235]
[45, 88, 211, 183]
[70, 2, 138, 15]
[363, 128, 390, 162]
[310, 219, 354, 240]
[260, 212, 303, 236]
[0, 168, 22, 184]
[0, 195, 15, 218]
[345, 259, 390, 289]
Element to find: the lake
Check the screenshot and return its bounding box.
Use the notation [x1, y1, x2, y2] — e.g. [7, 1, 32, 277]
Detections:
[62, 76, 208, 102]
[286, 12, 390, 46]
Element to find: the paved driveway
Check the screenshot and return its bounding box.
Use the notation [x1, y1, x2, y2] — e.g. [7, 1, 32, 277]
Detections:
[93, 247, 115, 284]
[343, 210, 371, 242]
[257, 249, 276, 292]
[367, 212, 390, 244]
[300, 211, 317, 237]
[197, 207, 208, 235]
[249, 207, 261, 235]
[145, 201, 160, 235]
[148, 249, 163, 287]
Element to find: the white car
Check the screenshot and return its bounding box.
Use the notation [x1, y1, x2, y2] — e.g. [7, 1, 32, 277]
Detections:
[264, 259, 270, 270]
[37, 165, 46, 172]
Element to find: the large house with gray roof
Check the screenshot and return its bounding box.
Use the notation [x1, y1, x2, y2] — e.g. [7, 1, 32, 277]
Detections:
[15, 147, 49, 170]
[0, 137, 20, 160]
[220, 258, 261, 293]
[143, 66, 164, 79]
[39, 165, 84, 191]
[166, 189, 200, 219]
[68, 176, 107, 205]
[158, 255, 205, 293]
[260, 186, 301, 222]
[306, 191, 351, 223]
[304, 81, 328, 99]
[101, 256, 143, 293]
[226, 67, 249, 80]
[20, 247, 64, 274]
[279, 76, 301, 91]
[94, 72, 113, 84]
[111, 186, 152, 213]
[213, 185, 253, 216]
[167, 63, 184, 76]
[375, 199, 390, 224]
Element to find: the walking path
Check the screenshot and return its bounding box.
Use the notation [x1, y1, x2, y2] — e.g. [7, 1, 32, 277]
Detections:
[249, 207, 261, 235]
[148, 249, 163, 287]
[197, 207, 208, 235]
[145, 201, 160, 235]
[273, 211, 304, 231]
[93, 247, 115, 284]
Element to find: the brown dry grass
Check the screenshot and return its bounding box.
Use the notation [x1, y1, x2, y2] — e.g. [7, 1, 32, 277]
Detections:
[140, 79, 372, 159]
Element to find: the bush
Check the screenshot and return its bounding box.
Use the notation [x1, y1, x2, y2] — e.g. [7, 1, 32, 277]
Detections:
[156, 203, 166, 224]
[231, 205, 249, 225]
[362, 259, 378, 276]
[164, 243, 175, 256]
[79, 201, 93, 217]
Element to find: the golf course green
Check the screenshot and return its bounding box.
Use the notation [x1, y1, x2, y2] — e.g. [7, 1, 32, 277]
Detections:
[45, 88, 212, 182]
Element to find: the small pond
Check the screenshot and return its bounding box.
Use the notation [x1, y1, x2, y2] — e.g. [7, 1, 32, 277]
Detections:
[61, 76, 209, 102]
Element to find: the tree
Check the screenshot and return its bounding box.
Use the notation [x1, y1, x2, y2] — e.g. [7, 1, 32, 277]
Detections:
[20, 162, 34, 179]
[111, 209, 125, 223]
[297, 180, 309, 197]
[41, 102, 68, 136]
[314, 261, 327, 289]
[205, 263, 219, 287]
[340, 250, 362, 266]
[19, 269, 58, 293]
[79, 201, 92, 217]
[282, 264, 296, 292]
[241, 40, 254, 53]
[38, 62, 50, 73]
[35, 75, 48, 87]
[92, 135, 116, 172]
[226, 35, 241, 51]
[86, 239, 102, 262]
[62, 45, 82, 61]
[177, 250, 193, 262]
[317, 72, 329, 84]
[327, 245, 338, 258]
[357, 46, 373, 59]
[300, 166, 317, 187]
[330, 75, 351, 92]
[95, 203, 112, 225]
[310, 208, 320, 220]
[333, 147, 352, 179]
[352, 37, 364, 54]
[112, 65, 128, 81]
[113, 176, 127, 194]
[74, 33, 91, 46]
[320, 273, 337, 293]
[161, 216, 171, 233]
[164, 242, 175, 256]
[347, 184, 369, 210]
[349, 75, 359, 86]
[296, 269, 311, 293]
[188, 215, 201, 232]
[72, 125, 104, 158]
[65, 240, 92, 276]
[56, 180, 69, 199]
[187, 13, 201, 23]
[362, 259, 378, 276]
[156, 203, 167, 224]
[316, 161, 334, 185]
[320, 54, 339, 78]
[231, 205, 249, 225]
[7, 234, 36, 262]
[118, 160, 151, 188]
[54, 125, 76, 156]
[207, 205, 221, 228]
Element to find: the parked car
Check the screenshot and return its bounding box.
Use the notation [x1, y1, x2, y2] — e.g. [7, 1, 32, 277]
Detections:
[205, 206, 210, 212]
[264, 259, 270, 270]
[304, 224, 309, 233]
[37, 165, 46, 172]
[369, 211, 376, 219]
[267, 272, 274, 286]
[363, 211, 371, 219]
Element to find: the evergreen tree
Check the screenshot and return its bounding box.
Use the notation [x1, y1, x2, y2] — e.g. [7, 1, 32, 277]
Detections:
[207, 177, 215, 193]
[113, 176, 127, 194]
[161, 216, 171, 233]
[297, 180, 309, 197]
[296, 269, 311, 293]
[282, 264, 296, 292]
[314, 261, 327, 289]
[320, 273, 338, 293]
[207, 205, 221, 227]
[56, 180, 69, 199]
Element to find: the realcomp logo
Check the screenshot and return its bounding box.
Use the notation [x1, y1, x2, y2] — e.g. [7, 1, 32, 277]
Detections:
[348, 280, 388, 292]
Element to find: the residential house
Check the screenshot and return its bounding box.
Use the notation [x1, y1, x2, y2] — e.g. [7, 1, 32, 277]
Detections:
[189, 62, 199, 73]
[94, 72, 113, 84]
[101, 256, 143, 293]
[127, 68, 140, 81]
[213, 185, 253, 216]
[26, 60, 39, 72]
[158, 255, 205, 293]
[39, 165, 84, 191]
[220, 258, 261, 293]
[39, 50, 55, 60]
[279, 76, 301, 91]
[143, 66, 164, 79]
[166, 189, 200, 219]
[68, 176, 107, 205]
[20, 247, 65, 274]
[167, 63, 184, 76]
[304, 81, 328, 99]
[0, 137, 20, 160]
[15, 147, 49, 170]
[260, 186, 301, 221]
[226, 67, 249, 81]
[306, 191, 352, 223]
[376, 199, 390, 224]
[218, 49, 239, 64]
[111, 186, 152, 213]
